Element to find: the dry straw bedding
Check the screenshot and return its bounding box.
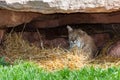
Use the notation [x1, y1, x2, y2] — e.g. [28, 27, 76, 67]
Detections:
[0, 33, 120, 71]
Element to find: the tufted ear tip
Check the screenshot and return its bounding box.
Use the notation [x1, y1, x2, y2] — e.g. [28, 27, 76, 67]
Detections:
[67, 25, 73, 32]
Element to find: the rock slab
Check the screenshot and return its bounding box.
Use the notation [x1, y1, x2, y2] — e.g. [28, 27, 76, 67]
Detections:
[0, 0, 120, 14]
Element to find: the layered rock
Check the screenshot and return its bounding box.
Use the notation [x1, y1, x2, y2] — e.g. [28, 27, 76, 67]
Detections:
[0, 0, 120, 28]
[1, 0, 120, 13]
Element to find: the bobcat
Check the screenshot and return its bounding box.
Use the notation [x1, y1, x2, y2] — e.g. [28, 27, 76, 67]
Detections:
[67, 25, 97, 59]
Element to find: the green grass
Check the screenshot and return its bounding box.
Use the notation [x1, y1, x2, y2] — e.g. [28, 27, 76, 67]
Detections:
[0, 57, 10, 66]
[0, 62, 120, 80]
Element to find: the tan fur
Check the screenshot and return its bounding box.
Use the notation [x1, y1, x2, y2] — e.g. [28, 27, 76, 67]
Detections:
[67, 25, 97, 58]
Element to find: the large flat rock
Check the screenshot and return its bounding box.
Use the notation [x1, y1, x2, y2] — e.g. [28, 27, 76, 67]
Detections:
[0, 0, 120, 14]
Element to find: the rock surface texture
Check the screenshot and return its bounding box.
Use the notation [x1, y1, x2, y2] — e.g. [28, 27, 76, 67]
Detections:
[0, 0, 120, 14]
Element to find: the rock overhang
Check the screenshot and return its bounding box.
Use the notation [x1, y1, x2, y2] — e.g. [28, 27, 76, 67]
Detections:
[0, 0, 120, 14]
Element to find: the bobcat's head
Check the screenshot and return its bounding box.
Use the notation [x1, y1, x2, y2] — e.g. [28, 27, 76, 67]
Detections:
[67, 25, 86, 49]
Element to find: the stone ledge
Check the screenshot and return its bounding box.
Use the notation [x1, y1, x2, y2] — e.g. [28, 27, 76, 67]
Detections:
[0, 0, 120, 14]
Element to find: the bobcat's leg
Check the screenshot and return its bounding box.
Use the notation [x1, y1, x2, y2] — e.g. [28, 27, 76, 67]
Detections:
[82, 45, 94, 58]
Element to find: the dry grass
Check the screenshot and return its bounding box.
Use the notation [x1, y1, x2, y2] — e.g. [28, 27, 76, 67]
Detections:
[0, 33, 120, 71]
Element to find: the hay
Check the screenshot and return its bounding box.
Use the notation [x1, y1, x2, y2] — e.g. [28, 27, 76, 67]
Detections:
[0, 33, 120, 71]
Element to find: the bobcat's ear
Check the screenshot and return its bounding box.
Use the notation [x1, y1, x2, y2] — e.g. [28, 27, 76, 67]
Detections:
[79, 30, 86, 35]
[67, 25, 73, 32]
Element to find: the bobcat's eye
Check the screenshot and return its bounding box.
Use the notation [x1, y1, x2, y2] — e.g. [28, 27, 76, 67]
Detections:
[71, 41, 74, 43]
[70, 40, 75, 44]
[73, 40, 77, 43]
[76, 39, 80, 42]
